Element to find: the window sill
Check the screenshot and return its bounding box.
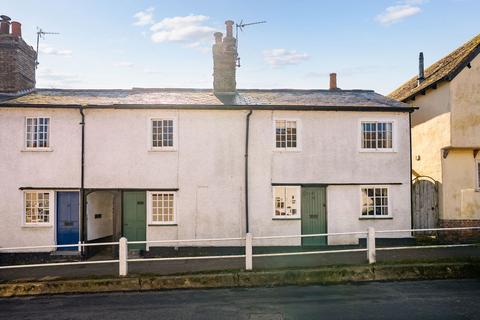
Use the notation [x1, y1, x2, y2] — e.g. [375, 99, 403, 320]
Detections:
[148, 148, 177, 152]
[359, 149, 396, 153]
[22, 224, 53, 228]
[272, 217, 301, 220]
[359, 216, 393, 220]
[148, 224, 178, 226]
[273, 149, 302, 153]
[21, 148, 53, 152]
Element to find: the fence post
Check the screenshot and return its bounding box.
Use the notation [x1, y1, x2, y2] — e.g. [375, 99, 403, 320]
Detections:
[367, 227, 376, 264]
[245, 233, 253, 271]
[119, 237, 128, 276]
[78, 241, 82, 255]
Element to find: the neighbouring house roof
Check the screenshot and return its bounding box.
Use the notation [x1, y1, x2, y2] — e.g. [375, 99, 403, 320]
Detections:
[0, 88, 412, 111]
[389, 33, 480, 102]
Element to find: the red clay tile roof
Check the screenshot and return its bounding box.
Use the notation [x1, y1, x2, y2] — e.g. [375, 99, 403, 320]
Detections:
[389, 33, 480, 102]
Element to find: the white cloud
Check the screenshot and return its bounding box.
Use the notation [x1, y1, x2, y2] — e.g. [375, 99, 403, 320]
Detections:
[149, 15, 215, 44]
[37, 67, 80, 88]
[39, 44, 72, 56]
[113, 61, 134, 68]
[375, 3, 422, 25]
[263, 49, 309, 67]
[133, 7, 155, 26]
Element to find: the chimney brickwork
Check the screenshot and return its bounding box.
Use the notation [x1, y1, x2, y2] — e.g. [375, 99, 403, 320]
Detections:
[0, 15, 36, 94]
[212, 20, 237, 95]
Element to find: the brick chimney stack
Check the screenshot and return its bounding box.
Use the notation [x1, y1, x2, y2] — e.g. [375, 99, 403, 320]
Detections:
[0, 15, 36, 95]
[329, 73, 338, 90]
[212, 20, 238, 95]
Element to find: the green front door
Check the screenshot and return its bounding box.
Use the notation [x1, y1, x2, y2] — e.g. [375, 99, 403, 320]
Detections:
[123, 191, 146, 250]
[301, 187, 327, 246]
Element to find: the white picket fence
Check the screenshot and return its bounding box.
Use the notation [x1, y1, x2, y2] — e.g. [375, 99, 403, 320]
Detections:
[0, 226, 479, 276]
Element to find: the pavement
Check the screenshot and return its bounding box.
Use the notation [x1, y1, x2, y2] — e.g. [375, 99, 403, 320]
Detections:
[1, 246, 479, 281]
[1, 279, 479, 319]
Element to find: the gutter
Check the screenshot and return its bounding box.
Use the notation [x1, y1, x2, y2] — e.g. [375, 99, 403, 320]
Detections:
[245, 110, 253, 233]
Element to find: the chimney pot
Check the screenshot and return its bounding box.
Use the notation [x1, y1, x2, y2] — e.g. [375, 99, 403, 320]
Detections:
[329, 73, 337, 90]
[214, 32, 223, 44]
[0, 15, 10, 34]
[418, 52, 425, 85]
[225, 20, 234, 38]
[11, 21, 21, 38]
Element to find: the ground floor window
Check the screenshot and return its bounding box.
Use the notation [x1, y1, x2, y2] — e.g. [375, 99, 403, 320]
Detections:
[148, 192, 176, 225]
[361, 187, 389, 217]
[273, 186, 300, 218]
[24, 191, 52, 225]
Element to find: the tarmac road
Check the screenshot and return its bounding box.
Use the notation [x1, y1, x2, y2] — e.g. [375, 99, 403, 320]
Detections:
[1, 279, 479, 320]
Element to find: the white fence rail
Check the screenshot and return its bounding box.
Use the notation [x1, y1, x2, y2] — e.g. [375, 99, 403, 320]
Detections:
[0, 226, 479, 275]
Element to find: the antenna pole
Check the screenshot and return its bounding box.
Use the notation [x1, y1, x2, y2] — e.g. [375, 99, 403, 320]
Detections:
[35, 28, 60, 68]
[234, 20, 266, 67]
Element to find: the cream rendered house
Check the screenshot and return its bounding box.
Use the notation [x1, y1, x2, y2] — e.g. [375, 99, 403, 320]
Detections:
[390, 34, 480, 230]
[0, 18, 414, 253]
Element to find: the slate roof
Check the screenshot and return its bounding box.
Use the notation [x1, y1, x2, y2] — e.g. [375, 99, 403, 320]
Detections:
[0, 88, 410, 110]
[389, 33, 480, 102]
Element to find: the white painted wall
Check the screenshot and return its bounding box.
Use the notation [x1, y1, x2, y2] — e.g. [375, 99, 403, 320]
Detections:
[0, 107, 411, 251]
[86, 191, 114, 241]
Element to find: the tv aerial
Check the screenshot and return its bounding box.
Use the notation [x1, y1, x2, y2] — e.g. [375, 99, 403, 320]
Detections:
[35, 27, 60, 68]
[235, 20, 266, 67]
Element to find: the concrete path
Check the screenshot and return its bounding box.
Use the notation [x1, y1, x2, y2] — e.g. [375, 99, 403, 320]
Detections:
[0, 246, 479, 281]
[1, 279, 479, 319]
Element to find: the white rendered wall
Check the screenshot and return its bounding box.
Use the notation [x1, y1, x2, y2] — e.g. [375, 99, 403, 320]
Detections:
[0, 108, 81, 251]
[0, 107, 411, 250]
[86, 191, 114, 241]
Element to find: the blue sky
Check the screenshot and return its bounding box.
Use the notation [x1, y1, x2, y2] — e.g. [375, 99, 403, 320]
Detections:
[3, 0, 479, 94]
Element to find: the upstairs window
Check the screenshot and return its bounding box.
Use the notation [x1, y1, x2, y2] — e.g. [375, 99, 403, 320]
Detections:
[151, 118, 175, 150]
[361, 121, 393, 151]
[24, 191, 52, 225]
[273, 186, 300, 218]
[275, 119, 299, 150]
[361, 187, 389, 217]
[25, 117, 50, 149]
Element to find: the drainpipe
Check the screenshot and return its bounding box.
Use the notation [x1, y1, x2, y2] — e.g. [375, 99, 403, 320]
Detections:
[245, 110, 253, 233]
[409, 112, 413, 229]
[79, 106, 86, 250]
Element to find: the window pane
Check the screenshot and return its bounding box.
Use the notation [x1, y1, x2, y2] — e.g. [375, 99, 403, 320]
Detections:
[274, 187, 286, 216]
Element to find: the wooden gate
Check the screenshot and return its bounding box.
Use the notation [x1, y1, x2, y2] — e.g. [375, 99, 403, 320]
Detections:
[412, 176, 439, 234]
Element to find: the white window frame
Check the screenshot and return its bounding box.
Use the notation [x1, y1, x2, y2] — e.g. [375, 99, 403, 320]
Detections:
[358, 119, 396, 153]
[147, 191, 177, 225]
[272, 186, 301, 219]
[273, 118, 302, 152]
[149, 117, 177, 151]
[475, 159, 480, 191]
[24, 116, 52, 151]
[22, 190, 54, 227]
[359, 185, 392, 219]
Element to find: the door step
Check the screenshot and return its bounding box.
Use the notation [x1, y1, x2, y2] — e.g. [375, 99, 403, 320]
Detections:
[128, 249, 142, 258]
[51, 250, 80, 256]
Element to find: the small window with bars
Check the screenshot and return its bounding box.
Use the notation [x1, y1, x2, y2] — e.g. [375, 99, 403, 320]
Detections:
[25, 117, 50, 149]
[24, 191, 51, 225]
[273, 186, 300, 218]
[275, 120, 298, 150]
[150, 192, 176, 224]
[361, 121, 393, 150]
[361, 187, 389, 217]
[151, 119, 175, 149]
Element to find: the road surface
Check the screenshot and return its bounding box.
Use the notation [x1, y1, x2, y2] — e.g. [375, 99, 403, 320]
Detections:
[1, 279, 479, 319]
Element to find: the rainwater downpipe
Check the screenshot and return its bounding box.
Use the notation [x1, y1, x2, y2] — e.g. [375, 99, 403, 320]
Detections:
[245, 110, 253, 233]
[79, 106, 86, 247]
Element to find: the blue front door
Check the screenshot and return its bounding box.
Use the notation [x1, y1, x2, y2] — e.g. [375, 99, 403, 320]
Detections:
[56, 192, 80, 250]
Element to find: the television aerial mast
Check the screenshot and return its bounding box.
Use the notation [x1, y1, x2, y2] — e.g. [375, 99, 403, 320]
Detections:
[235, 20, 266, 67]
[35, 27, 60, 68]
